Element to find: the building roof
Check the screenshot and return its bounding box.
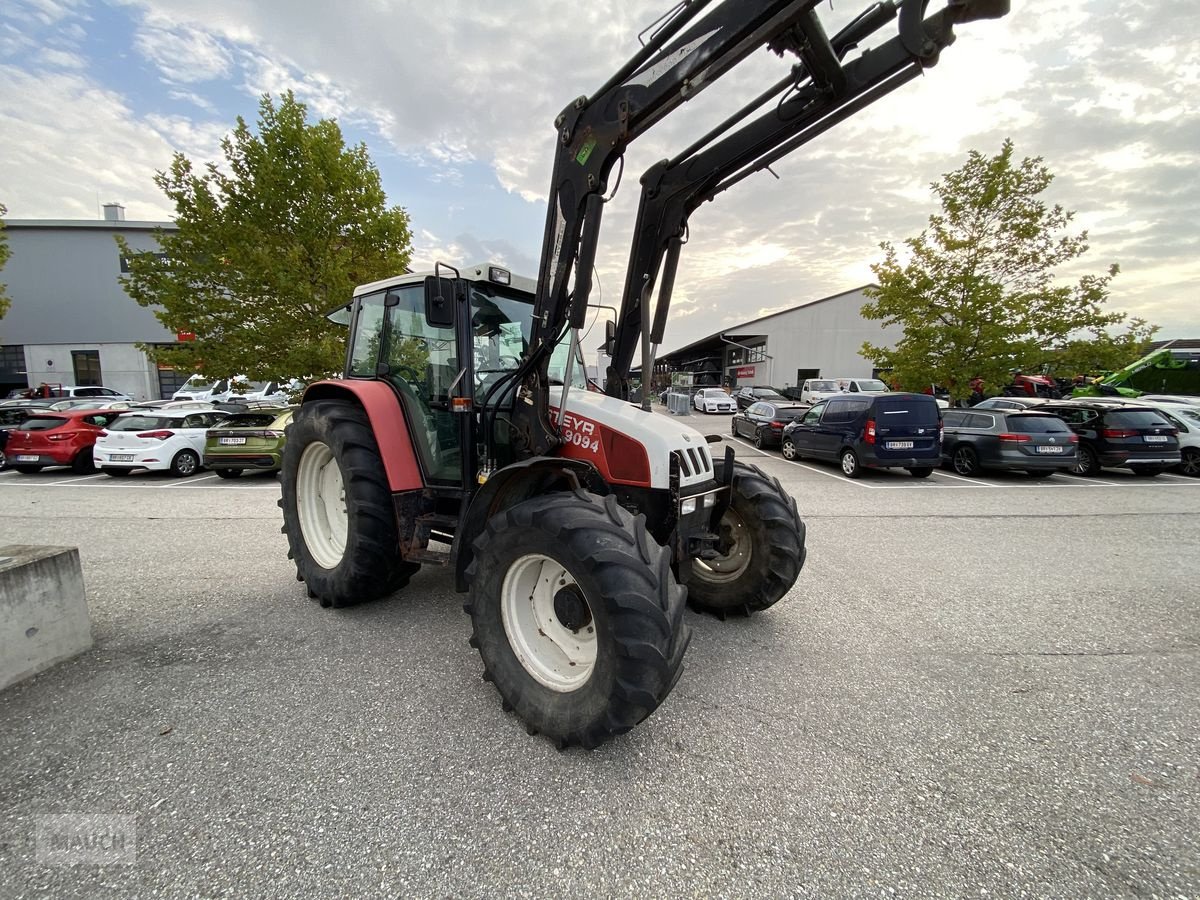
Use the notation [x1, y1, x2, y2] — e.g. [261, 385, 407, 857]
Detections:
[5, 219, 176, 231]
[659, 284, 873, 361]
[1148, 338, 1200, 351]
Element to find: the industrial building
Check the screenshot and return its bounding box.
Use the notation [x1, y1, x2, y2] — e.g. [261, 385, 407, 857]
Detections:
[653, 285, 900, 393]
[0, 206, 183, 400]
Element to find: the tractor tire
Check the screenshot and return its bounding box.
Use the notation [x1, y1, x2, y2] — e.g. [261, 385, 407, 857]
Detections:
[683, 460, 806, 618]
[279, 399, 419, 608]
[464, 490, 690, 750]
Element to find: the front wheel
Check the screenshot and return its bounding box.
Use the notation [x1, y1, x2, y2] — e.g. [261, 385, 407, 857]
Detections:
[214, 468, 243, 479]
[683, 460, 806, 618]
[952, 445, 979, 476]
[908, 467, 934, 478]
[1180, 447, 1200, 477]
[1070, 445, 1099, 477]
[1130, 467, 1165, 477]
[279, 400, 419, 608]
[465, 490, 689, 749]
[71, 450, 96, 474]
[170, 449, 199, 477]
[781, 437, 798, 461]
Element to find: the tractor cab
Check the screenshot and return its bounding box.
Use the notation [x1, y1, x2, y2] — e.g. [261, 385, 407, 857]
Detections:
[329, 263, 585, 486]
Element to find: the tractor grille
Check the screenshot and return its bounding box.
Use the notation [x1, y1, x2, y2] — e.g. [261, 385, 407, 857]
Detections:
[676, 446, 712, 479]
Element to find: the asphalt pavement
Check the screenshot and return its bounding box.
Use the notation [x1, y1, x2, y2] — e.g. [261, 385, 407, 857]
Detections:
[1, 411, 1197, 898]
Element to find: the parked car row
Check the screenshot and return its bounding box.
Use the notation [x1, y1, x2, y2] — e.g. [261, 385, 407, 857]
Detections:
[1, 403, 294, 478]
[725, 390, 1195, 480]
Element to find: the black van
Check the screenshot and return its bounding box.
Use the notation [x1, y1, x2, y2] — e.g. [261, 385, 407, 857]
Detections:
[780, 392, 942, 478]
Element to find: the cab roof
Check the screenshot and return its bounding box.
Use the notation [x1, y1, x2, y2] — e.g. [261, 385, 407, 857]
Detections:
[354, 262, 536, 298]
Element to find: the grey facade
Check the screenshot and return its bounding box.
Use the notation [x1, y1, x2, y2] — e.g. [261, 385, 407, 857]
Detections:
[657, 286, 901, 392]
[0, 218, 179, 399]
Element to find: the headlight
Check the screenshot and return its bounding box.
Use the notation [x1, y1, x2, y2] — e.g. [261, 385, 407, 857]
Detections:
[680, 498, 698, 515]
[702, 492, 717, 508]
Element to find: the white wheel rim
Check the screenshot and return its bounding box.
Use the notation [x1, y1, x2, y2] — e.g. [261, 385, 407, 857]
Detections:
[782, 440, 795, 460]
[692, 508, 752, 583]
[296, 441, 347, 570]
[841, 452, 856, 475]
[501, 554, 597, 693]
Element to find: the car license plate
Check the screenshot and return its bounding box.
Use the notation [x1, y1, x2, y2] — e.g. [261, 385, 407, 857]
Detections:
[1036, 445, 1064, 454]
[111, 454, 135, 462]
[16, 454, 39, 462]
[886, 441, 914, 450]
[1144, 435, 1168, 442]
[219, 437, 247, 445]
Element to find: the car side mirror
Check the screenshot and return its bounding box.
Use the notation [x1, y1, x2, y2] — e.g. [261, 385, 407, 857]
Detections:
[424, 276, 456, 328]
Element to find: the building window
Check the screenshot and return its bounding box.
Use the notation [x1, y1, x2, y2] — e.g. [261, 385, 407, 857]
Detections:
[747, 344, 766, 363]
[72, 350, 102, 386]
[0, 345, 25, 378]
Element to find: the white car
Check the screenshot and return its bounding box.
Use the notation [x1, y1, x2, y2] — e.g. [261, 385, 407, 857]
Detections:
[799, 378, 842, 405]
[93, 409, 230, 477]
[173, 375, 237, 403]
[692, 388, 736, 414]
[1141, 402, 1200, 477]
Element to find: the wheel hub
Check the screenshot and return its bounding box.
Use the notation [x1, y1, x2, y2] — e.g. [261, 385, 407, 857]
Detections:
[692, 508, 752, 582]
[553, 585, 592, 632]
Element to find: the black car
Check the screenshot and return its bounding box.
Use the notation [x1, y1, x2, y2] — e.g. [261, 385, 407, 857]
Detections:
[734, 386, 788, 410]
[0, 405, 54, 469]
[781, 392, 942, 478]
[941, 409, 1077, 477]
[1040, 402, 1181, 476]
[730, 401, 808, 448]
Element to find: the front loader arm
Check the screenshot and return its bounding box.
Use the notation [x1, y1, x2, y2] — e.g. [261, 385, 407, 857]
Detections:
[511, 0, 837, 457]
[604, 0, 1010, 398]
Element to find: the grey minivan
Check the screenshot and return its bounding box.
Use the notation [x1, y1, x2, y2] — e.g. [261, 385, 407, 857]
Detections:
[781, 392, 942, 478]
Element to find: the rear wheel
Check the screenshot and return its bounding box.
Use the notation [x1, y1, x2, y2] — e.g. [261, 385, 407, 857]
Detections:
[214, 468, 243, 479]
[15, 465, 41, 474]
[952, 445, 979, 476]
[71, 450, 96, 474]
[839, 448, 861, 479]
[683, 460, 806, 617]
[753, 429, 765, 449]
[465, 490, 689, 749]
[170, 449, 199, 477]
[279, 399, 419, 608]
[1180, 447, 1200, 477]
[1070, 445, 1099, 477]
[730, 419, 738, 437]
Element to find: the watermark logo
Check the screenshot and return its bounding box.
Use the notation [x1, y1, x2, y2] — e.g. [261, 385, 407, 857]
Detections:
[35, 814, 136, 866]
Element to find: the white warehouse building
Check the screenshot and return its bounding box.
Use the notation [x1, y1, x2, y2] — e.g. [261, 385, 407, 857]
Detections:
[654, 285, 900, 393]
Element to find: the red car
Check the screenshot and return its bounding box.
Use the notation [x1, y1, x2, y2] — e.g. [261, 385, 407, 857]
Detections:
[5, 409, 125, 474]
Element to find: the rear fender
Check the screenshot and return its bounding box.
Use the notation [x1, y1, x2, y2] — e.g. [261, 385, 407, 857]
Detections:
[453, 457, 604, 592]
[301, 380, 423, 492]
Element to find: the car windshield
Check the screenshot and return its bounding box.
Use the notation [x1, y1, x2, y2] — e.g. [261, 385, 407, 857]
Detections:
[182, 378, 217, 391]
[809, 381, 838, 391]
[18, 416, 67, 431]
[1007, 415, 1071, 433]
[109, 415, 177, 432]
[856, 379, 889, 391]
[231, 381, 270, 393]
[755, 390, 786, 399]
[1108, 410, 1173, 428]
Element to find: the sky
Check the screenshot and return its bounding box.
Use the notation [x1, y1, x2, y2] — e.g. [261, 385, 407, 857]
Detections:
[0, 0, 1197, 354]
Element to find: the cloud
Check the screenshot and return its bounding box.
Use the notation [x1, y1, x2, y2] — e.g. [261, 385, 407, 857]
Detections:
[133, 20, 233, 83]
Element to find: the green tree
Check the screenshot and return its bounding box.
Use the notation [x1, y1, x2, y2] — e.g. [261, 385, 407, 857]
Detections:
[860, 140, 1146, 402]
[0, 203, 11, 321]
[118, 91, 412, 381]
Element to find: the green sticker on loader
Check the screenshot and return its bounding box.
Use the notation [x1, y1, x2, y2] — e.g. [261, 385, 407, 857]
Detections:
[575, 136, 597, 165]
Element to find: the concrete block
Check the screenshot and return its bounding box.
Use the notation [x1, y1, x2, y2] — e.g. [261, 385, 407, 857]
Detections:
[0, 545, 91, 691]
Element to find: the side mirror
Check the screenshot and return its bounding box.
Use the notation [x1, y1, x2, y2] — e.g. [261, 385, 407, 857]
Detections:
[424, 276, 456, 328]
[603, 319, 616, 358]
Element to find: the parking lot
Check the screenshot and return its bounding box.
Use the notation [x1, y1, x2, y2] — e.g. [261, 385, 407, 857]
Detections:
[1, 409, 1198, 897]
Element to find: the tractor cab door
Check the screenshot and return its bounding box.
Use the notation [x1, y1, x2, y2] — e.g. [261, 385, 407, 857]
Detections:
[347, 284, 463, 484]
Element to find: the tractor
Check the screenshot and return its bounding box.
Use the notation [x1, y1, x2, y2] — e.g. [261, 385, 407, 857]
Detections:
[279, 0, 1009, 748]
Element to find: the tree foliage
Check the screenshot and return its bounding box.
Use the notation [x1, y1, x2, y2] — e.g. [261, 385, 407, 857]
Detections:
[860, 140, 1150, 401]
[118, 91, 412, 381]
[0, 203, 11, 321]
